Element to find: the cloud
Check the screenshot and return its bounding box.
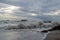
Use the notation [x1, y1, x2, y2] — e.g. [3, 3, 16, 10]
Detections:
[0, 6, 20, 14]
[0, 3, 23, 20]
[1, 0, 60, 13]
[43, 10, 60, 16]
[0, 0, 60, 20]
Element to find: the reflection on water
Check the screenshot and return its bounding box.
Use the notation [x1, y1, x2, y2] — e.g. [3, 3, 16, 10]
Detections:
[0, 30, 47, 40]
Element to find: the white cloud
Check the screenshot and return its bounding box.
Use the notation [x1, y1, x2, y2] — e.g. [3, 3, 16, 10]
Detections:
[0, 3, 23, 19]
[0, 5, 20, 14]
[28, 13, 38, 16]
[43, 10, 60, 16]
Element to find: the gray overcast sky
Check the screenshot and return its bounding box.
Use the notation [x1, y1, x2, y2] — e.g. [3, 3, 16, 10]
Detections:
[0, 0, 60, 21]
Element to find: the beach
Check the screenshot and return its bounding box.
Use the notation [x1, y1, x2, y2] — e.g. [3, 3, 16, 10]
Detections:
[44, 31, 60, 40]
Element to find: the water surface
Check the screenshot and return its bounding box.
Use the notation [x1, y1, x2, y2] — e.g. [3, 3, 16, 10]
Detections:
[0, 30, 47, 40]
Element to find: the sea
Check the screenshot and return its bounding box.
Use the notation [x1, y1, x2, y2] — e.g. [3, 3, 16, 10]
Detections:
[0, 20, 54, 40]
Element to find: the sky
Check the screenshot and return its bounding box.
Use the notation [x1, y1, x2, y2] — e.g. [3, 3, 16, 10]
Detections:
[0, 0, 60, 21]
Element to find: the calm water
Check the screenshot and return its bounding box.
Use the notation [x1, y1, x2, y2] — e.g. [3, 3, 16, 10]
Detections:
[0, 30, 47, 40]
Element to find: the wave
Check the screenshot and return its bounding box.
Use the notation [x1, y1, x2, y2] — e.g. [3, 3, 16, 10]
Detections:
[0, 19, 58, 32]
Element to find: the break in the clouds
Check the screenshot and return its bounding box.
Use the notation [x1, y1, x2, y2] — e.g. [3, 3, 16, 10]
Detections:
[0, 0, 60, 20]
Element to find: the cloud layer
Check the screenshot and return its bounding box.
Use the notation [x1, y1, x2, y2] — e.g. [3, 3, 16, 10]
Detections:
[0, 0, 60, 20]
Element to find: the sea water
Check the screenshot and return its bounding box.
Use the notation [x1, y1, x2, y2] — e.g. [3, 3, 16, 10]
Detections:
[0, 30, 48, 40]
[0, 20, 53, 40]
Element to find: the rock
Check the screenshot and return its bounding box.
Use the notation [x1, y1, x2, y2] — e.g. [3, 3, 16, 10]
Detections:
[20, 19, 27, 22]
[43, 21, 51, 23]
[41, 30, 48, 33]
[41, 25, 60, 33]
[48, 25, 60, 31]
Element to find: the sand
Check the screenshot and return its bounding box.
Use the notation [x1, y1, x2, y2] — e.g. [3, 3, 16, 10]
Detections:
[44, 31, 60, 40]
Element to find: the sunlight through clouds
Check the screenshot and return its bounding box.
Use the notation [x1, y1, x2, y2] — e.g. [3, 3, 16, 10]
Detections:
[28, 13, 38, 16]
[0, 4, 22, 19]
[0, 6, 20, 14]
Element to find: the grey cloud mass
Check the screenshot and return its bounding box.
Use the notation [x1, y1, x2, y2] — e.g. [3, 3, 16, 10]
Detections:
[0, 0, 60, 20]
